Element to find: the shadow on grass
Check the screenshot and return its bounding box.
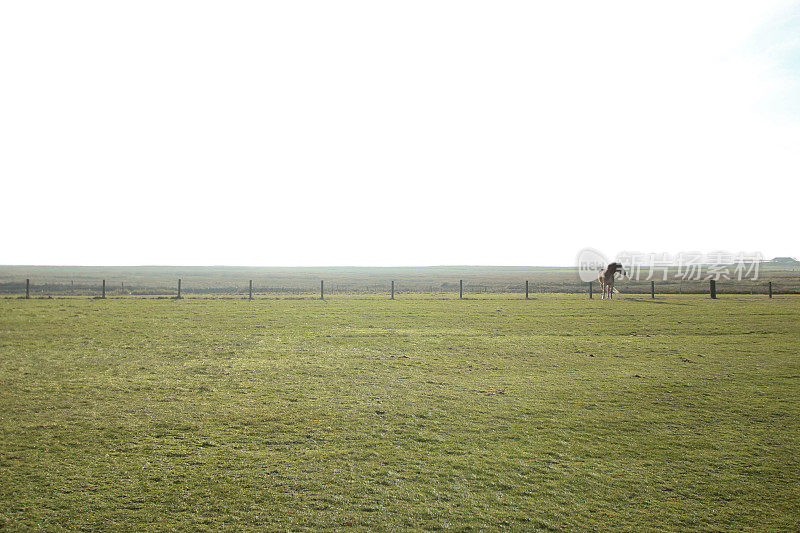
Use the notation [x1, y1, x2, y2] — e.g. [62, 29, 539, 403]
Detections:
[621, 297, 692, 305]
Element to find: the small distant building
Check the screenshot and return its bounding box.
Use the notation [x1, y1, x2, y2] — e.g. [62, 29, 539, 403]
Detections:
[768, 257, 800, 264]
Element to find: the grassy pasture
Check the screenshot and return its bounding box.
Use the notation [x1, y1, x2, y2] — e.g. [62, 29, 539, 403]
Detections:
[1, 296, 799, 530]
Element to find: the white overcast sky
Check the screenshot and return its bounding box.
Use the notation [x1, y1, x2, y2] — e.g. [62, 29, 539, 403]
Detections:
[2, 1, 799, 266]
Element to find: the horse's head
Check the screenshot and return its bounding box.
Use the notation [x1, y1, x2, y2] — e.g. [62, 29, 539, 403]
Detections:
[609, 262, 626, 276]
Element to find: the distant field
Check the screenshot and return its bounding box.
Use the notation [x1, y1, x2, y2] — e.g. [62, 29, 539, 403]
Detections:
[1, 296, 798, 530]
[1, 264, 798, 296]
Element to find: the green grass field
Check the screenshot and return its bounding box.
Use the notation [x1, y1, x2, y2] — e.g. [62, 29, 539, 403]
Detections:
[1, 296, 799, 530]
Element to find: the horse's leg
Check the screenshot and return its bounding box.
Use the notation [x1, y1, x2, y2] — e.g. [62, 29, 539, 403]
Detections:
[609, 279, 613, 299]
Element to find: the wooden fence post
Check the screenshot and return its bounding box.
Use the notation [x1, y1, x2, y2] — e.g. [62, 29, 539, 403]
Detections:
[391, 280, 395, 300]
[177, 279, 181, 299]
[651, 280, 655, 299]
[249, 280, 253, 300]
[102, 280, 106, 299]
[768, 281, 773, 299]
[589, 281, 592, 299]
[710, 279, 716, 299]
[525, 280, 529, 300]
[459, 280, 463, 299]
[26, 278, 30, 299]
[321, 280, 324, 300]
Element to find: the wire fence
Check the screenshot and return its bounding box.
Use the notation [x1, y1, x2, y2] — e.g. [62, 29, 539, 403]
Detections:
[3, 277, 797, 299]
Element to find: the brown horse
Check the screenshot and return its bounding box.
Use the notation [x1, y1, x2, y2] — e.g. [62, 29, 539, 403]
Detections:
[599, 262, 625, 299]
